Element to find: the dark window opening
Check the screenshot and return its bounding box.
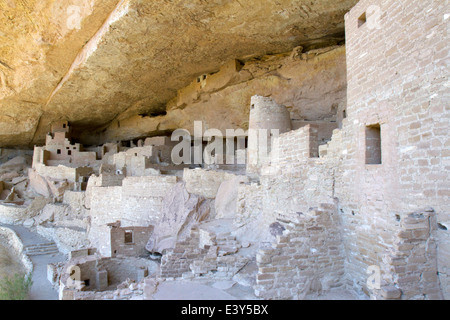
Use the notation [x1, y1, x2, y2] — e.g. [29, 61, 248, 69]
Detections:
[358, 12, 367, 28]
[343, 110, 347, 119]
[124, 230, 133, 244]
[366, 124, 382, 164]
[63, 124, 66, 128]
[235, 137, 246, 151]
[57, 149, 61, 154]
[68, 150, 72, 156]
[84, 279, 90, 287]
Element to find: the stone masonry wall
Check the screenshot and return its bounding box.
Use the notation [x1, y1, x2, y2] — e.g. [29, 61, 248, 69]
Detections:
[160, 226, 207, 278]
[254, 203, 345, 300]
[342, 0, 449, 298]
[235, 124, 336, 242]
[160, 224, 248, 280]
[372, 208, 442, 300]
[110, 225, 154, 258]
[271, 124, 320, 166]
[88, 175, 177, 256]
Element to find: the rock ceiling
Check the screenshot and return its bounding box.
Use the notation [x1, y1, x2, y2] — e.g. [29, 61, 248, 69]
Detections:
[0, 0, 357, 147]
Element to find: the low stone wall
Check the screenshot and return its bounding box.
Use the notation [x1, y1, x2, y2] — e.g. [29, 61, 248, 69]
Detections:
[272, 124, 319, 164]
[234, 158, 335, 242]
[0, 226, 33, 275]
[160, 222, 249, 281]
[254, 203, 345, 300]
[59, 255, 155, 300]
[67, 281, 145, 300]
[36, 225, 88, 255]
[0, 204, 27, 224]
[160, 227, 207, 278]
[371, 208, 442, 300]
[34, 163, 77, 182]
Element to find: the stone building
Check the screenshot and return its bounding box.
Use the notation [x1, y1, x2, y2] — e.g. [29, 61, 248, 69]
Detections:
[0, 0, 447, 301]
[34, 121, 98, 169]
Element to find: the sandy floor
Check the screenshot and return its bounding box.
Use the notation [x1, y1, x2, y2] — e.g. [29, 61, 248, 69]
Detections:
[151, 279, 260, 300]
[149, 279, 364, 300]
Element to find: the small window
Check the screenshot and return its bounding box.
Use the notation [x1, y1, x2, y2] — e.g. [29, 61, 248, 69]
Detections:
[343, 110, 347, 119]
[57, 149, 61, 154]
[124, 230, 133, 244]
[358, 12, 367, 28]
[84, 279, 90, 287]
[366, 124, 381, 164]
[68, 150, 72, 156]
[63, 124, 66, 128]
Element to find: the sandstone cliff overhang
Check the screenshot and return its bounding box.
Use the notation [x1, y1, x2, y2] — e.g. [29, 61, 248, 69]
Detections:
[0, 0, 357, 147]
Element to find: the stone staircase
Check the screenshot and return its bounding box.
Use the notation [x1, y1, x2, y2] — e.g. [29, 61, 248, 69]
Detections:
[24, 242, 59, 256]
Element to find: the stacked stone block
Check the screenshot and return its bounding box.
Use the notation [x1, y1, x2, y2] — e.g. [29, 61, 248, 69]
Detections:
[272, 124, 319, 168]
[372, 208, 442, 300]
[160, 226, 207, 278]
[160, 225, 248, 280]
[190, 229, 248, 280]
[343, 0, 449, 298]
[254, 203, 345, 299]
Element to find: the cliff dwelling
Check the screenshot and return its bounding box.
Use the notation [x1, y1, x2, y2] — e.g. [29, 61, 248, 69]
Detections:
[0, 0, 448, 302]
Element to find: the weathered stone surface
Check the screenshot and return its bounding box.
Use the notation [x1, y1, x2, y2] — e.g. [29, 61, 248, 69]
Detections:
[1, 0, 448, 303]
[215, 175, 249, 219]
[0, 0, 356, 147]
[84, 45, 348, 145]
[146, 182, 211, 253]
[184, 168, 242, 199]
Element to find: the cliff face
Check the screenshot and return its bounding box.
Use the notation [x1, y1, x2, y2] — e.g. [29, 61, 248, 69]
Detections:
[0, 0, 357, 147]
[80, 45, 347, 145]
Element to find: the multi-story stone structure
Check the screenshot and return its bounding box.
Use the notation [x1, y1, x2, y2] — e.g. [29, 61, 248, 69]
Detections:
[1, 0, 447, 301]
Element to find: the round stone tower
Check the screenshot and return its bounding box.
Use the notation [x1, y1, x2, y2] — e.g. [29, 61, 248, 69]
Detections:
[247, 95, 292, 175]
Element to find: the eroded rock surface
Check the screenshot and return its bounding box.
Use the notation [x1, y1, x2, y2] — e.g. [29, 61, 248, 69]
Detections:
[0, 0, 356, 147]
[146, 182, 211, 253]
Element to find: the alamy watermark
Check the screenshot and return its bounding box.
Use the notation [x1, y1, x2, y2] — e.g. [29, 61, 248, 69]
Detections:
[170, 121, 280, 167]
[367, 265, 381, 290]
[65, 265, 82, 289]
